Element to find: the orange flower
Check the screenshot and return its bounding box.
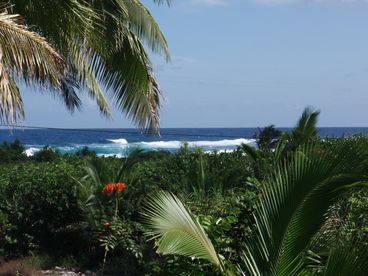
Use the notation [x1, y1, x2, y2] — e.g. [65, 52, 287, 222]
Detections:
[102, 183, 115, 194]
[116, 182, 126, 192]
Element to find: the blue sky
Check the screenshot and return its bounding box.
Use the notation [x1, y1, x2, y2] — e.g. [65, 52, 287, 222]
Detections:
[22, 0, 368, 128]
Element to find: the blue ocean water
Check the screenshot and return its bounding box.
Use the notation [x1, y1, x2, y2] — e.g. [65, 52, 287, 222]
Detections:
[0, 127, 367, 157]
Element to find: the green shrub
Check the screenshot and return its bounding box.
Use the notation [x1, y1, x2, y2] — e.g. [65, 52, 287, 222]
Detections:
[0, 160, 86, 257]
[0, 139, 27, 163]
[31, 146, 60, 162]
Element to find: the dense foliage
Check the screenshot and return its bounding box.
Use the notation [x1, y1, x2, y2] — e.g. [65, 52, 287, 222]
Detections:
[0, 142, 257, 274]
[0, 133, 367, 274]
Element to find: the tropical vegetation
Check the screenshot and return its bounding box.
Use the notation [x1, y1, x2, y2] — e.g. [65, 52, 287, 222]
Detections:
[0, 109, 367, 274]
[142, 108, 368, 275]
[0, 0, 170, 129]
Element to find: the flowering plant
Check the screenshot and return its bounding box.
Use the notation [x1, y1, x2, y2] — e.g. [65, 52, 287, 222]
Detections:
[100, 181, 127, 272]
[77, 150, 144, 273]
[102, 182, 126, 194]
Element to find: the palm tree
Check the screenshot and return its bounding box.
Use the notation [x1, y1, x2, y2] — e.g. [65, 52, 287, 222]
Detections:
[284, 107, 320, 152]
[1, 0, 170, 130]
[141, 141, 368, 275]
[0, 11, 75, 124]
[255, 124, 282, 150]
[240, 107, 320, 179]
[271, 106, 320, 164]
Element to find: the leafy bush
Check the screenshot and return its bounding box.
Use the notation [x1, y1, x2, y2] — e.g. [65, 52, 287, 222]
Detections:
[0, 139, 27, 163]
[254, 125, 282, 150]
[0, 137, 366, 274]
[31, 146, 60, 162]
[0, 160, 86, 257]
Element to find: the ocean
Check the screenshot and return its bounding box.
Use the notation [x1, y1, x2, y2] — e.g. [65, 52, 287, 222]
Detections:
[0, 127, 368, 157]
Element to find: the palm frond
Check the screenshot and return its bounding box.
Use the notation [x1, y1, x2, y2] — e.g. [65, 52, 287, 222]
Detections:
[323, 244, 368, 276]
[276, 107, 320, 162]
[152, 0, 172, 6]
[9, 0, 169, 131]
[239, 143, 260, 163]
[114, 148, 144, 183]
[141, 191, 223, 270]
[69, 41, 112, 117]
[273, 131, 288, 164]
[290, 107, 320, 145]
[0, 58, 24, 123]
[105, 35, 162, 131]
[0, 12, 67, 86]
[118, 0, 170, 60]
[242, 142, 368, 275]
[0, 12, 79, 122]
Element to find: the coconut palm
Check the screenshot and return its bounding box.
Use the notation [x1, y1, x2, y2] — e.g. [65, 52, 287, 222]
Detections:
[284, 107, 320, 152]
[1, 0, 170, 130]
[142, 141, 368, 275]
[0, 11, 76, 124]
[240, 107, 320, 178]
[269, 107, 321, 164]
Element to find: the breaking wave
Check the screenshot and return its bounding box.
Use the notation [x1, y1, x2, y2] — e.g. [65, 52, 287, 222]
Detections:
[23, 138, 256, 156]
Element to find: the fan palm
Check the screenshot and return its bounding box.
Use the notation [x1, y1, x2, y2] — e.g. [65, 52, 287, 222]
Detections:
[1, 0, 170, 130]
[142, 141, 368, 275]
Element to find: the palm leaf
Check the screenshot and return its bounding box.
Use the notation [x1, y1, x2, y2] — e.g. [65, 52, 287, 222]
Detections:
[290, 107, 320, 146]
[118, 0, 170, 60]
[0, 59, 24, 123]
[323, 244, 368, 276]
[242, 142, 368, 275]
[0, 12, 79, 122]
[9, 0, 170, 131]
[141, 191, 223, 270]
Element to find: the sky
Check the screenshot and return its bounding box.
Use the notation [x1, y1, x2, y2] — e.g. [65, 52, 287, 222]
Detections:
[21, 0, 368, 128]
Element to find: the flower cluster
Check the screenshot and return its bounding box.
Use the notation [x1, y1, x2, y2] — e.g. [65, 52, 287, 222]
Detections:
[102, 182, 126, 194]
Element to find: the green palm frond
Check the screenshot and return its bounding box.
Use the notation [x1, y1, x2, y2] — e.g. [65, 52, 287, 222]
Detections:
[69, 41, 112, 117]
[104, 36, 162, 130]
[142, 141, 368, 275]
[8, 0, 169, 131]
[290, 107, 320, 145]
[275, 107, 320, 162]
[114, 149, 145, 182]
[242, 142, 368, 275]
[152, 0, 172, 6]
[323, 244, 368, 276]
[141, 191, 223, 270]
[0, 12, 66, 87]
[0, 12, 78, 123]
[0, 59, 24, 123]
[118, 0, 170, 60]
[273, 131, 288, 164]
[239, 143, 260, 163]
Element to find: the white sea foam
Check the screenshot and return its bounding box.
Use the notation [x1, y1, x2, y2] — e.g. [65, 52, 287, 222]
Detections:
[139, 138, 255, 150]
[24, 147, 41, 156]
[188, 138, 255, 148]
[139, 140, 182, 149]
[23, 138, 256, 157]
[107, 138, 128, 145]
[56, 146, 75, 152]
